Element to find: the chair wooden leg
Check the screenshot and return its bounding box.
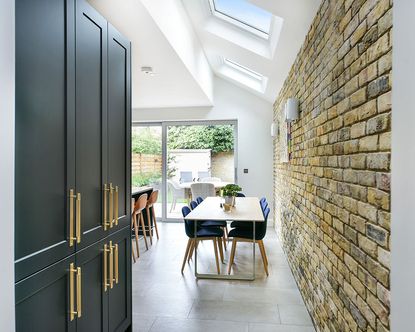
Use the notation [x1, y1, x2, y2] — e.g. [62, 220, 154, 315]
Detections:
[181, 239, 192, 274]
[187, 239, 195, 262]
[131, 216, 137, 263]
[133, 215, 140, 259]
[259, 240, 269, 267]
[146, 206, 153, 245]
[152, 206, 159, 240]
[217, 237, 224, 263]
[213, 238, 220, 274]
[222, 230, 227, 251]
[228, 238, 237, 275]
[139, 213, 149, 250]
[258, 240, 269, 276]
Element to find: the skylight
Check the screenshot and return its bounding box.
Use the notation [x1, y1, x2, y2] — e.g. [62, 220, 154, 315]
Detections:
[220, 58, 267, 93]
[209, 0, 273, 39]
[224, 58, 263, 81]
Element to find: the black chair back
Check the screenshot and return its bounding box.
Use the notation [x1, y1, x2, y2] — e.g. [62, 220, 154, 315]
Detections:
[196, 197, 203, 204]
[257, 207, 270, 240]
[190, 200, 198, 210]
[236, 192, 245, 197]
[181, 206, 195, 238]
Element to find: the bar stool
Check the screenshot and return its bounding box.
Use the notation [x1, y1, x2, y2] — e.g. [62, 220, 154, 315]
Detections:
[146, 190, 160, 244]
[131, 194, 149, 262]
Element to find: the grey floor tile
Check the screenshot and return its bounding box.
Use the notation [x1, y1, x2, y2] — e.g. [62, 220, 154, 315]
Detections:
[133, 295, 194, 318]
[149, 317, 248, 332]
[278, 304, 314, 326]
[189, 299, 280, 324]
[132, 313, 157, 332]
[249, 322, 315, 332]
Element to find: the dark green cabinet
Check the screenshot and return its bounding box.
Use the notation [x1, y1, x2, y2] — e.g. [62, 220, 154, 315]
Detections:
[15, 0, 132, 330]
[15, 229, 131, 332]
[15, 0, 76, 282]
[75, 0, 108, 249]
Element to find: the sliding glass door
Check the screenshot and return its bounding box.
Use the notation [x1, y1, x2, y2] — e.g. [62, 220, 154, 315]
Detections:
[132, 120, 237, 221]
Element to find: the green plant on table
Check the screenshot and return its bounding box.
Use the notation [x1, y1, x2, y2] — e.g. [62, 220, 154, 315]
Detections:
[222, 184, 242, 197]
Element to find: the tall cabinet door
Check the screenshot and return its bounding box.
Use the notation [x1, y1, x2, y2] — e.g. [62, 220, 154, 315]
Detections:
[108, 228, 132, 332]
[75, 238, 109, 332]
[107, 25, 132, 233]
[75, 0, 108, 249]
[15, 0, 76, 281]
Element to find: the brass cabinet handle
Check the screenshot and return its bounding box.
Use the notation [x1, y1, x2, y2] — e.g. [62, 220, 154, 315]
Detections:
[70, 263, 76, 321]
[69, 264, 82, 320]
[104, 184, 111, 231]
[76, 267, 82, 318]
[104, 244, 110, 292]
[109, 241, 114, 289]
[76, 193, 81, 243]
[109, 184, 114, 228]
[69, 190, 76, 246]
[114, 243, 119, 284]
[114, 186, 119, 226]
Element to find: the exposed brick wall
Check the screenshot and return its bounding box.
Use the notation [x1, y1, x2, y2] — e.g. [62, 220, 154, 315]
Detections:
[273, 1, 392, 331]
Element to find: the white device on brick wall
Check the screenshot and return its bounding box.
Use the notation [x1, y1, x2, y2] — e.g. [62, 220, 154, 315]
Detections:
[285, 98, 299, 122]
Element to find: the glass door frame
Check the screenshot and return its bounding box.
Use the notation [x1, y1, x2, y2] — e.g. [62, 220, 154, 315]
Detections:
[133, 119, 238, 222]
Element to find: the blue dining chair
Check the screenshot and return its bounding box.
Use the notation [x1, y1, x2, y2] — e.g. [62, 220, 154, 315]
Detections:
[181, 206, 223, 274]
[196, 197, 203, 204]
[236, 192, 246, 197]
[228, 207, 270, 276]
[189, 200, 228, 253]
[230, 199, 268, 229]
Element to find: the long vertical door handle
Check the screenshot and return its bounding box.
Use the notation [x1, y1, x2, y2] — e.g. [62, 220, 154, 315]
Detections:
[76, 193, 81, 243]
[69, 263, 76, 321]
[69, 190, 76, 246]
[76, 267, 82, 318]
[114, 243, 119, 284]
[104, 184, 110, 230]
[104, 244, 110, 292]
[114, 186, 119, 226]
[109, 241, 114, 289]
[109, 184, 114, 228]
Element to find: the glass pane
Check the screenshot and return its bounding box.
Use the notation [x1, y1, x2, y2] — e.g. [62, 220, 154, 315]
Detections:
[166, 124, 235, 219]
[213, 0, 272, 34]
[131, 125, 162, 218]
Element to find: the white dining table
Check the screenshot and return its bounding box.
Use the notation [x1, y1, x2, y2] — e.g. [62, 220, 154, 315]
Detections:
[184, 196, 264, 280]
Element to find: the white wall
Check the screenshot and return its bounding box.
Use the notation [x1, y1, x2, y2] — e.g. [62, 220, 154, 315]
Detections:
[0, 0, 15, 330]
[391, 1, 415, 331]
[134, 77, 274, 213]
[140, 0, 214, 103]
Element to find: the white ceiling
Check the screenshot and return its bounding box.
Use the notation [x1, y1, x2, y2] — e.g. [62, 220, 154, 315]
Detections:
[89, 0, 321, 108]
[88, 0, 213, 109]
[182, 0, 321, 102]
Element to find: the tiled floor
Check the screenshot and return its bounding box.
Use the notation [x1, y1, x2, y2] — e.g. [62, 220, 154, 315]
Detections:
[132, 222, 315, 332]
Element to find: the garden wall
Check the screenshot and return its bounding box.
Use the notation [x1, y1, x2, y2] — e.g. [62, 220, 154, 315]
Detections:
[132, 153, 162, 175]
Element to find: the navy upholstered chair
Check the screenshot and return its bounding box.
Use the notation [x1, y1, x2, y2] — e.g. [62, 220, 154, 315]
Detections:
[189, 200, 228, 252]
[196, 197, 203, 204]
[230, 198, 268, 229]
[181, 206, 224, 274]
[236, 192, 246, 197]
[228, 207, 271, 276]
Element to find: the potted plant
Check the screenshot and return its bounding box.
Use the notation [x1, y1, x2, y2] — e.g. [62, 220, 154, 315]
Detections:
[222, 184, 242, 206]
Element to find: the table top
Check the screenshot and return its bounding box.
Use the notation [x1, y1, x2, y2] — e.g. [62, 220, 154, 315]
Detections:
[179, 181, 230, 189]
[131, 186, 153, 196]
[184, 197, 264, 221]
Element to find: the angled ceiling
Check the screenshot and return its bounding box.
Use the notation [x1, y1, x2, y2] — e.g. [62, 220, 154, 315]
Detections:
[88, 0, 321, 108]
[88, 0, 213, 109]
[182, 0, 321, 102]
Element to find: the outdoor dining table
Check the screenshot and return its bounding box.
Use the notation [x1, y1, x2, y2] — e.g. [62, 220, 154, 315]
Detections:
[184, 196, 265, 281]
[179, 181, 230, 201]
